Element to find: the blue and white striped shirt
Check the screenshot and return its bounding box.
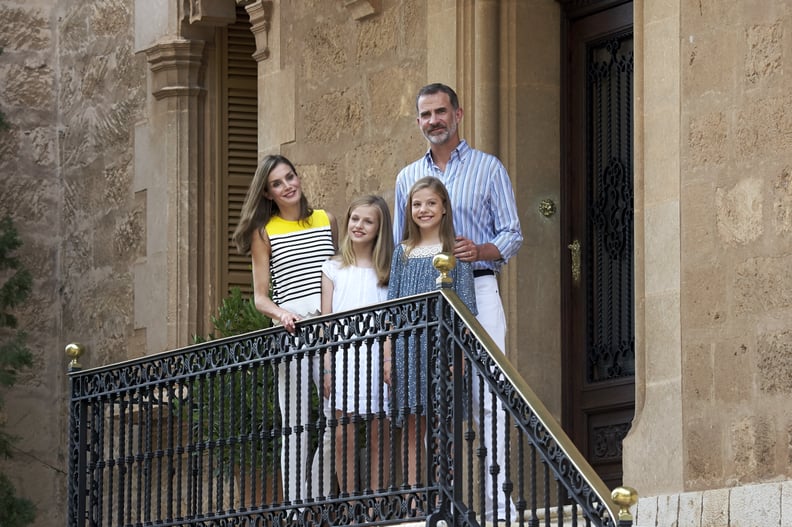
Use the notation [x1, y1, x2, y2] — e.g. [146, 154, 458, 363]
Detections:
[393, 140, 523, 273]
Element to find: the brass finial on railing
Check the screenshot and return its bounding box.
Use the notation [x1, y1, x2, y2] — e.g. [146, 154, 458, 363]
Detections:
[65, 342, 85, 371]
[432, 252, 456, 288]
[611, 486, 638, 524]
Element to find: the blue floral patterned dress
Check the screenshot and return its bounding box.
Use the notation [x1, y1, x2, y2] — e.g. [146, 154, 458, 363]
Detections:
[387, 243, 477, 421]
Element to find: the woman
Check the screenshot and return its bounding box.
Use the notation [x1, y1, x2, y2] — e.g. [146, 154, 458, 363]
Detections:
[233, 154, 337, 503]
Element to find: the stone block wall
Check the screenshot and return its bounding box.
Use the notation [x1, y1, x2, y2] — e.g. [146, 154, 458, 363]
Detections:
[258, 0, 428, 215]
[626, 0, 792, 501]
[0, 3, 63, 522]
[634, 480, 792, 527]
[679, 0, 792, 489]
[0, 0, 143, 524]
[2, 0, 428, 522]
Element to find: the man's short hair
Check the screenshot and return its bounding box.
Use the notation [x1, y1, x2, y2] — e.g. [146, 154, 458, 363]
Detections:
[416, 83, 460, 112]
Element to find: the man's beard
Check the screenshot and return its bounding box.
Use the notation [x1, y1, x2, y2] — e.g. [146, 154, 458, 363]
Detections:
[424, 122, 456, 145]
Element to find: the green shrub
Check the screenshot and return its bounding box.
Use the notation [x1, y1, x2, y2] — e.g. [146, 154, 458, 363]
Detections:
[195, 287, 270, 343]
[189, 287, 279, 479]
[0, 215, 36, 525]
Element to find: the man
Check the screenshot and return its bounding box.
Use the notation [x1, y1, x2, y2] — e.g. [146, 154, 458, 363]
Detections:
[393, 83, 523, 522]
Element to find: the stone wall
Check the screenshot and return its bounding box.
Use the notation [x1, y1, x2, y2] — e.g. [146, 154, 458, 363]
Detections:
[257, 0, 428, 214]
[625, 0, 792, 519]
[0, 0, 143, 524]
[1, 0, 428, 521]
[634, 480, 792, 527]
[679, 0, 792, 490]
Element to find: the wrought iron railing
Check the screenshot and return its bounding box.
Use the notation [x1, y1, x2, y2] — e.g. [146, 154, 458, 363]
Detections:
[67, 269, 636, 527]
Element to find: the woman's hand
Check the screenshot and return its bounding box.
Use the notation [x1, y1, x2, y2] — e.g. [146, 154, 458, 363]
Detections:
[278, 309, 301, 333]
[383, 359, 392, 386]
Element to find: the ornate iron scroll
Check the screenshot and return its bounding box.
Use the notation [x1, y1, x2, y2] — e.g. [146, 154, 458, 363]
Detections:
[586, 33, 635, 384]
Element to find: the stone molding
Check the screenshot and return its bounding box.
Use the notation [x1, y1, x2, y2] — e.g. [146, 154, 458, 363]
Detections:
[141, 38, 207, 349]
[146, 39, 206, 100]
[344, 0, 379, 20]
[244, 0, 273, 62]
[185, 0, 236, 26]
[556, 0, 630, 18]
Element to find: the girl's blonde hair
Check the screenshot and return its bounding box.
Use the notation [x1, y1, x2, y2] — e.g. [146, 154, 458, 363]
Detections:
[339, 195, 393, 287]
[400, 176, 455, 256]
[232, 155, 312, 255]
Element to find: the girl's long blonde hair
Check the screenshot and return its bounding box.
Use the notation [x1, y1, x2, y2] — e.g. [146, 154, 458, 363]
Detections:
[232, 155, 312, 255]
[400, 176, 456, 256]
[339, 195, 393, 287]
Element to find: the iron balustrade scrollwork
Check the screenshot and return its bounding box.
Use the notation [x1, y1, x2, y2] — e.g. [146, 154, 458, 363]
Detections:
[68, 288, 633, 527]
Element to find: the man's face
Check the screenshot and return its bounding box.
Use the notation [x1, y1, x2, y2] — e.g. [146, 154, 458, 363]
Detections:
[417, 92, 462, 146]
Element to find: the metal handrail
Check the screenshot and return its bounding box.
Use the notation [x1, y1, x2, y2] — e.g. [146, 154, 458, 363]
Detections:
[441, 289, 629, 525]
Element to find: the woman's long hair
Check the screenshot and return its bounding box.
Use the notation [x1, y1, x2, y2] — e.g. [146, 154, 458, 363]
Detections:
[232, 155, 312, 255]
[338, 195, 393, 287]
[400, 176, 455, 256]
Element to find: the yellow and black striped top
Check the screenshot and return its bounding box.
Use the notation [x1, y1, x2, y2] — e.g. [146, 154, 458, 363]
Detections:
[265, 210, 335, 317]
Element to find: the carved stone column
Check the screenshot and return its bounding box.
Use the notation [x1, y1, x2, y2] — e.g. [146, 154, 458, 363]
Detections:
[457, 2, 525, 364]
[470, 0, 500, 156]
[141, 39, 206, 350]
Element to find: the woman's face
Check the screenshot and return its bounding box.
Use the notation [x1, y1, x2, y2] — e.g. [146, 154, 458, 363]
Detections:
[410, 187, 445, 231]
[263, 162, 302, 206]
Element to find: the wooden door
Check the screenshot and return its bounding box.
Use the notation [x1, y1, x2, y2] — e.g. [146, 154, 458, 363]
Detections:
[561, 0, 634, 490]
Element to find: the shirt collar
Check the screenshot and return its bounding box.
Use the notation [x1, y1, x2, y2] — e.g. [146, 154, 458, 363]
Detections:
[423, 139, 470, 168]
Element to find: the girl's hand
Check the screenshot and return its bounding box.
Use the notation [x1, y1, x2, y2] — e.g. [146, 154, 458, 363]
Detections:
[383, 340, 392, 386]
[322, 370, 332, 398]
[322, 355, 333, 398]
[383, 358, 392, 386]
[278, 309, 301, 333]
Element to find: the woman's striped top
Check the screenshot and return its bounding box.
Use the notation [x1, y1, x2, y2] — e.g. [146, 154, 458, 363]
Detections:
[265, 209, 335, 317]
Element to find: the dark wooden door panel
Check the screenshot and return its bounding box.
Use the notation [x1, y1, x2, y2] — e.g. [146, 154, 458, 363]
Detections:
[561, 0, 634, 489]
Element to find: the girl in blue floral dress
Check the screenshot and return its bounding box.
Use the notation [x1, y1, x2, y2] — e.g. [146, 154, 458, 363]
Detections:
[384, 176, 477, 485]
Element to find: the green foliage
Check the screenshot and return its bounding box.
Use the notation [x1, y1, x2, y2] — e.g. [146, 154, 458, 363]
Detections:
[0, 217, 33, 331]
[0, 217, 34, 456]
[0, 473, 35, 527]
[189, 287, 278, 476]
[0, 216, 36, 525]
[194, 287, 270, 343]
[0, 48, 6, 132]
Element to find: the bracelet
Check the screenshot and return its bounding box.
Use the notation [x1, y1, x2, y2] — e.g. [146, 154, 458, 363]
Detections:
[322, 369, 331, 375]
[383, 358, 392, 363]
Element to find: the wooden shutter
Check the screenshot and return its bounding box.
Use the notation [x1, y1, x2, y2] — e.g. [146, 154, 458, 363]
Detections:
[221, 10, 258, 298]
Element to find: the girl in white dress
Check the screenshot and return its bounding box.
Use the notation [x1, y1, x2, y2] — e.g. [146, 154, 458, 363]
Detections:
[320, 195, 393, 494]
